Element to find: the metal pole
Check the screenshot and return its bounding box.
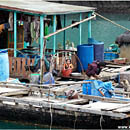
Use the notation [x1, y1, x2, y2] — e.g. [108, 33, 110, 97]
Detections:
[40, 15, 44, 84]
[40, 15, 44, 59]
[88, 12, 92, 39]
[79, 13, 82, 45]
[14, 12, 17, 57]
[63, 14, 66, 50]
[53, 15, 56, 54]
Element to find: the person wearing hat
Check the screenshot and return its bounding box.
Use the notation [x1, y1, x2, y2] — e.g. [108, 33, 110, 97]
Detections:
[86, 61, 106, 79]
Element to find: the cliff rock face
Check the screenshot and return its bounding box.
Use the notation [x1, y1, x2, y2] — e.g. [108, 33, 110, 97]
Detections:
[48, 1, 130, 13]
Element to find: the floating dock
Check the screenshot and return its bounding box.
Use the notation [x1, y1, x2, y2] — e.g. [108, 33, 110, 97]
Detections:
[0, 80, 130, 129]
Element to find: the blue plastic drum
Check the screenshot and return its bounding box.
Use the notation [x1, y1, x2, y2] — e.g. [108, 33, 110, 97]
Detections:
[77, 44, 94, 72]
[0, 49, 9, 81]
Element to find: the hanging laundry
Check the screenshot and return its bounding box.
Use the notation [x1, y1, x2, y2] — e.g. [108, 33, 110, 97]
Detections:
[48, 16, 53, 26]
[23, 15, 31, 44]
[34, 17, 40, 43]
[56, 15, 62, 30]
[24, 21, 31, 43]
[44, 22, 50, 40]
[31, 16, 40, 44]
[8, 12, 13, 31]
[31, 21, 36, 44]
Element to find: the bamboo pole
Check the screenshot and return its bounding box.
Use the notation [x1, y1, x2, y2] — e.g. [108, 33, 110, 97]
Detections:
[44, 14, 96, 39]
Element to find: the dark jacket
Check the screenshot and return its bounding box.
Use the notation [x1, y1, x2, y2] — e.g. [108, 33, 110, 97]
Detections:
[86, 62, 102, 77]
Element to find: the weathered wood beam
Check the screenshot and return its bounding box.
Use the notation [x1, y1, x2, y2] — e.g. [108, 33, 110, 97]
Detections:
[0, 80, 91, 88]
[0, 96, 127, 119]
[0, 90, 28, 96]
[63, 99, 88, 105]
[80, 94, 130, 104]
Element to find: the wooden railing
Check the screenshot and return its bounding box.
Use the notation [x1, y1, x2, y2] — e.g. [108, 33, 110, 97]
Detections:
[9, 57, 35, 79]
[9, 49, 77, 80]
[45, 49, 77, 71]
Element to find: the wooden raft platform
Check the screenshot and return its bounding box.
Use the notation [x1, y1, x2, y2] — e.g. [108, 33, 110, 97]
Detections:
[0, 81, 130, 121]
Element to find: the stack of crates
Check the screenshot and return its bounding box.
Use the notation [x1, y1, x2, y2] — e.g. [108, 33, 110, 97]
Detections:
[104, 52, 119, 61]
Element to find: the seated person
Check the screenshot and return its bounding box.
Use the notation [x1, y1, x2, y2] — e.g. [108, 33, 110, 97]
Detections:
[86, 61, 106, 79]
[0, 23, 10, 34]
[62, 59, 74, 77]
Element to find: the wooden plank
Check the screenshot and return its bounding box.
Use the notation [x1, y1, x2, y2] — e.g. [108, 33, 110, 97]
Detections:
[105, 68, 115, 72]
[81, 102, 122, 111]
[20, 58, 23, 73]
[9, 57, 13, 74]
[112, 65, 130, 73]
[63, 99, 88, 105]
[24, 58, 29, 77]
[102, 103, 130, 111]
[17, 58, 21, 75]
[113, 106, 130, 113]
[111, 90, 130, 95]
[31, 58, 35, 66]
[22, 58, 26, 76]
[12, 57, 16, 73]
[80, 94, 130, 104]
[15, 58, 18, 74]
[0, 96, 127, 119]
[0, 90, 28, 96]
[102, 67, 109, 71]
[0, 80, 90, 88]
[106, 64, 122, 68]
[22, 97, 62, 104]
[51, 103, 127, 119]
[28, 58, 31, 74]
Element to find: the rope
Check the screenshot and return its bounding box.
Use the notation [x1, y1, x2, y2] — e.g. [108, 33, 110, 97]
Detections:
[100, 111, 104, 130]
[49, 103, 53, 130]
[74, 112, 78, 130]
[95, 12, 130, 32]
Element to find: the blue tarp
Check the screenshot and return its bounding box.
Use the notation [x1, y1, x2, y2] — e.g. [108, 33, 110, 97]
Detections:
[82, 80, 115, 98]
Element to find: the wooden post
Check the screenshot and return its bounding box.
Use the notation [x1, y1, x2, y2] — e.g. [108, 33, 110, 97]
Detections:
[79, 13, 82, 45]
[14, 11, 17, 57]
[88, 12, 92, 39]
[53, 15, 56, 54]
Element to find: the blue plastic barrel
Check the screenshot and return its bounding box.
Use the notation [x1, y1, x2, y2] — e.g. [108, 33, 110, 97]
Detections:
[94, 42, 104, 61]
[0, 49, 9, 81]
[88, 38, 104, 61]
[104, 52, 119, 61]
[77, 44, 94, 72]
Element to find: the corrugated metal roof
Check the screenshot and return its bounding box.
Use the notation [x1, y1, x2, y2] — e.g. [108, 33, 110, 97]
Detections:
[0, 0, 95, 15]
